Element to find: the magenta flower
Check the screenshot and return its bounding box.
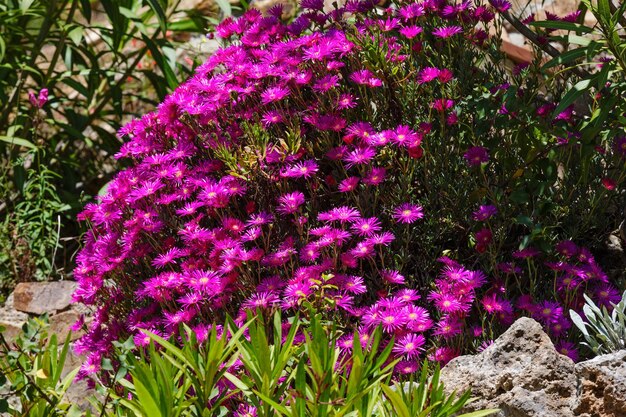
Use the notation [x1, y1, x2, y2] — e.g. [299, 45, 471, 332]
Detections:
[277, 191, 305, 214]
[463, 146, 490, 166]
[417, 67, 440, 83]
[473, 204, 498, 221]
[382, 269, 405, 285]
[343, 147, 377, 168]
[378, 309, 407, 333]
[490, 0, 511, 12]
[351, 217, 382, 237]
[432, 26, 463, 38]
[393, 333, 425, 358]
[399, 26, 423, 38]
[363, 167, 386, 185]
[261, 85, 290, 104]
[396, 360, 420, 374]
[392, 203, 424, 224]
[338, 176, 360, 192]
[282, 160, 319, 178]
[242, 292, 280, 310]
[555, 341, 578, 362]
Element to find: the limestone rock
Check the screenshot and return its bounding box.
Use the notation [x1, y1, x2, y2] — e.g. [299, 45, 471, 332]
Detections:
[12, 281, 77, 315]
[0, 293, 29, 340]
[574, 350, 626, 417]
[440, 317, 578, 417]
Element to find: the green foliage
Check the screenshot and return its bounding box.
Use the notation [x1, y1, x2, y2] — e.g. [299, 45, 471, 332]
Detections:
[0, 317, 80, 416]
[570, 290, 626, 355]
[378, 362, 497, 417]
[0, 0, 208, 292]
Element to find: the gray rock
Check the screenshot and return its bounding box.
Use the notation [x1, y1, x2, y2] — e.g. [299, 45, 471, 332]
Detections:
[12, 281, 77, 315]
[440, 317, 578, 417]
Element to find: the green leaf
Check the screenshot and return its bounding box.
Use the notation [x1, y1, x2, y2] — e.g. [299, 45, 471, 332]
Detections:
[381, 384, 411, 417]
[530, 20, 593, 33]
[553, 78, 592, 116]
[145, 0, 168, 32]
[214, 0, 232, 16]
[0, 135, 36, 149]
[542, 47, 588, 69]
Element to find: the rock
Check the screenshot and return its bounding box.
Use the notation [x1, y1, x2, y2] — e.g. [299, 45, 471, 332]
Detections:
[574, 350, 626, 417]
[49, 310, 82, 341]
[12, 281, 77, 315]
[0, 293, 29, 340]
[440, 317, 578, 417]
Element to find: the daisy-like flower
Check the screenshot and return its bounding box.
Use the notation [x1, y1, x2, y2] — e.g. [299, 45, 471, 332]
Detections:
[430, 292, 464, 313]
[282, 160, 319, 178]
[242, 291, 280, 310]
[490, 0, 512, 12]
[392, 203, 424, 224]
[463, 146, 489, 166]
[318, 206, 361, 223]
[342, 275, 367, 294]
[396, 360, 420, 374]
[536, 301, 563, 323]
[555, 240, 578, 258]
[350, 241, 375, 258]
[396, 288, 420, 302]
[277, 191, 305, 214]
[391, 125, 420, 147]
[512, 247, 541, 259]
[473, 204, 498, 221]
[338, 176, 360, 192]
[378, 309, 407, 333]
[347, 122, 374, 139]
[262, 110, 283, 126]
[417, 67, 440, 83]
[261, 85, 290, 104]
[399, 26, 423, 38]
[382, 269, 405, 284]
[363, 167, 386, 185]
[433, 315, 463, 338]
[152, 247, 185, 268]
[594, 283, 622, 307]
[392, 333, 425, 358]
[343, 147, 377, 168]
[429, 347, 459, 365]
[555, 341, 579, 362]
[432, 25, 463, 38]
[351, 217, 382, 237]
[313, 75, 340, 92]
[365, 231, 395, 246]
[337, 93, 357, 109]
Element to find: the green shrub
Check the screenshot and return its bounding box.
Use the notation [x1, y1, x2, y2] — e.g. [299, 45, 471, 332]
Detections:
[0, 317, 79, 416]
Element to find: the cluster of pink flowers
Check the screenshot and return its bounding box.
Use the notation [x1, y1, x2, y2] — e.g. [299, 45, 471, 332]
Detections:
[72, 0, 624, 384]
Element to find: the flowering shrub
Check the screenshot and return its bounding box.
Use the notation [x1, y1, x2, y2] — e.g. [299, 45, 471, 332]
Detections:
[74, 0, 625, 377]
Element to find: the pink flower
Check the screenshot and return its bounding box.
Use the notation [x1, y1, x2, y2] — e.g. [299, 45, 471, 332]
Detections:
[277, 192, 305, 214]
[392, 203, 424, 224]
[473, 205, 497, 221]
[432, 26, 463, 38]
[464, 146, 489, 166]
[393, 333, 425, 358]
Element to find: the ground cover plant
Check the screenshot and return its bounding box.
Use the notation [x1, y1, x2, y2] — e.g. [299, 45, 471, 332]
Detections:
[71, 0, 626, 385]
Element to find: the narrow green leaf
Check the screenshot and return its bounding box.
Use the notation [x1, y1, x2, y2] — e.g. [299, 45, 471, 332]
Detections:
[0, 135, 36, 149]
[530, 20, 593, 33]
[552, 78, 592, 116]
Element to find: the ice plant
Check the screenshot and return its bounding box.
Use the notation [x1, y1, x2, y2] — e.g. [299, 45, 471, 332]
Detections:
[73, 0, 625, 387]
